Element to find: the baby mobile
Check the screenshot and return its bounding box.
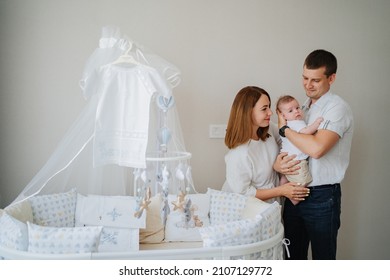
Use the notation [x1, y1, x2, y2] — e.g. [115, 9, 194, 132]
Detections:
[133, 93, 195, 227]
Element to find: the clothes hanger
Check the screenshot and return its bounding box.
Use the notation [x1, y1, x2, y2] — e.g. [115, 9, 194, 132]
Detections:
[111, 42, 142, 66]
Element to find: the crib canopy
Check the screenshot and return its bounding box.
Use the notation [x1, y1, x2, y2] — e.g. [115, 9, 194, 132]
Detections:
[10, 26, 194, 206]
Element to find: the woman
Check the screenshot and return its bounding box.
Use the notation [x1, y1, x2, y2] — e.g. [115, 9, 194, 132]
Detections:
[222, 86, 309, 203]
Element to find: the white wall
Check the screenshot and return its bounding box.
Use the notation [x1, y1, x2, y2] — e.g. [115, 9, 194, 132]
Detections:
[0, 0, 389, 259]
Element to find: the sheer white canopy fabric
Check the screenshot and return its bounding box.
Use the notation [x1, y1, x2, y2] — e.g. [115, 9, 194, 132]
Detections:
[10, 26, 193, 207]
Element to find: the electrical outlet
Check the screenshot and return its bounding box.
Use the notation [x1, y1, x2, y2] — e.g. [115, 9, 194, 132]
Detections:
[209, 124, 227, 139]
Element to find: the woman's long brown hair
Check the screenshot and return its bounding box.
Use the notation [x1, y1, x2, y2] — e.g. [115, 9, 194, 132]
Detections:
[225, 86, 270, 149]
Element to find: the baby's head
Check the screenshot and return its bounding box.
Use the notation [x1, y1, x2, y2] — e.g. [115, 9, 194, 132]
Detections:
[276, 95, 304, 121]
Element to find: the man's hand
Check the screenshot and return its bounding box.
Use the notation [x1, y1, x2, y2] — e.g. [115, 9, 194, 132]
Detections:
[277, 110, 287, 128]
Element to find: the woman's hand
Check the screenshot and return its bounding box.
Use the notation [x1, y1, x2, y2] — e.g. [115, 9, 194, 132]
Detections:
[273, 152, 300, 175]
[279, 182, 310, 201]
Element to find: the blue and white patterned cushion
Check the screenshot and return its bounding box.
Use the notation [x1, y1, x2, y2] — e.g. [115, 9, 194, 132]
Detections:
[258, 201, 282, 259]
[29, 189, 77, 227]
[207, 188, 247, 225]
[27, 222, 102, 254]
[198, 215, 263, 248]
[199, 196, 283, 259]
[260, 201, 281, 240]
[0, 212, 28, 251]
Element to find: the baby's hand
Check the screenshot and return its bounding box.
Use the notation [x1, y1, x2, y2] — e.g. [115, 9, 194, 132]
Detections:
[315, 117, 324, 124]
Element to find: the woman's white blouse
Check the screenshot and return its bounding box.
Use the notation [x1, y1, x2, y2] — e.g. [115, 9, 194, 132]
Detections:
[222, 123, 281, 202]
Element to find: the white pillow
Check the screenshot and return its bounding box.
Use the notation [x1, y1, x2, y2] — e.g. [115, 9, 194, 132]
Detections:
[198, 215, 263, 248]
[29, 189, 77, 227]
[241, 196, 272, 219]
[98, 227, 139, 252]
[164, 193, 210, 242]
[207, 188, 247, 225]
[4, 200, 33, 223]
[139, 195, 165, 244]
[27, 222, 102, 254]
[0, 212, 28, 251]
[75, 194, 145, 229]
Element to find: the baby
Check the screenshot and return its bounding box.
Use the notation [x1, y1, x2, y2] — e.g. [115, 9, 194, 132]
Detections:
[276, 95, 323, 205]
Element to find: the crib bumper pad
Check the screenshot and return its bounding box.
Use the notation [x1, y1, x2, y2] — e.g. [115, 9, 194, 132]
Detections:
[0, 188, 285, 260]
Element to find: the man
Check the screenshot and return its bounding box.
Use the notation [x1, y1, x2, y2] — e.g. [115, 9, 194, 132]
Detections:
[278, 49, 354, 259]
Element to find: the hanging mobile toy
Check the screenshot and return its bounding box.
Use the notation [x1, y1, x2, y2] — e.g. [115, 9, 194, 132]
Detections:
[159, 164, 171, 225]
[134, 186, 151, 219]
[157, 126, 172, 153]
[134, 169, 149, 218]
[185, 165, 194, 193]
[157, 95, 175, 112]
